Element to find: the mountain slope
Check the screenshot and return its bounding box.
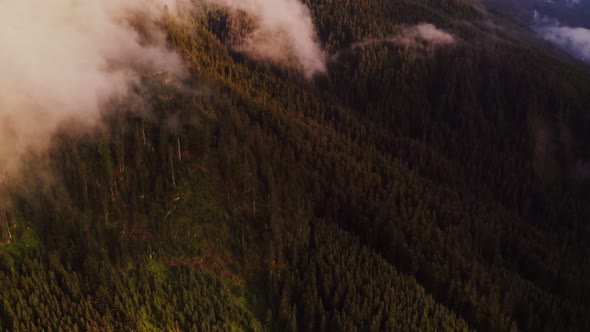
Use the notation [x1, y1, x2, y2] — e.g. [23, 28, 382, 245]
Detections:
[1, 0, 590, 331]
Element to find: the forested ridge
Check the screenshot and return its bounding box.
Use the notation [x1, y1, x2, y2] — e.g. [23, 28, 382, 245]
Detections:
[1, 0, 590, 331]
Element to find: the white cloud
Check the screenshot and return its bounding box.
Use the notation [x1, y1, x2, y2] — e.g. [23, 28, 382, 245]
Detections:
[0, 0, 325, 173]
[0, 0, 185, 172]
[395, 23, 456, 46]
[203, 0, 326, 78]
[539, 25, 590, 61]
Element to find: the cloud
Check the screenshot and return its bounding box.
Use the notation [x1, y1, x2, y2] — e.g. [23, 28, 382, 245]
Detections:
[0, 0, 328, 177]
[538, 25, 590, 61]
[337, 23, 455, 58]
[0, 0, 326, 175]
[532, 10, 560, 26]
[566, 0, 582, 7]
[203, 0, 326, 78]
[392, 23, 456, 47]
[532, 10, 590, 62]
[0, 0, 187, 172]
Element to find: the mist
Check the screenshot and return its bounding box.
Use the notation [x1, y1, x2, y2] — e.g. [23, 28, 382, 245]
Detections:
[0, 0, 189, 173]
[533, 10, 590, 62]
[539, 25, 590, 61]
[392, 24, 456, 47]
[0, 0, 327, 174]
[333, 23, 455, 60]
[203, 0, 326, 78]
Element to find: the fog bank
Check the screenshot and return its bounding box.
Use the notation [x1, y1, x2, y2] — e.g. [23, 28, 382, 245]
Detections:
[0, 0, 186, 172]
[204, 0, 326, 77]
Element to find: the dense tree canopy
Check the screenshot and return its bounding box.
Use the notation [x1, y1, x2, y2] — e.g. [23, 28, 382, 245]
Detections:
[1, 0, 589, 331]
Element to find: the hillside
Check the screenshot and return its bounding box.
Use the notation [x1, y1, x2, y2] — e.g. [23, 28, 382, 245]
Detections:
[1, 0, 590, 331]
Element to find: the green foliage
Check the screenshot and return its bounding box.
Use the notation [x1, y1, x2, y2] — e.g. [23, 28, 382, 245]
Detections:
[274, 221, 470, 331]
[0, 252, 260, 331]
[1, 0, 590, 331]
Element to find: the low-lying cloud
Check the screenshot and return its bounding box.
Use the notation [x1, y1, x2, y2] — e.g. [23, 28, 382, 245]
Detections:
[539, 26, 590, 61]
[203, 0, 326, 77]
[393, 23, 456, 47]
[0, 0, 325, 174]
[533, 10, 590, 62]
[334, 23, 455, 59]
[0, 0, 186, 172]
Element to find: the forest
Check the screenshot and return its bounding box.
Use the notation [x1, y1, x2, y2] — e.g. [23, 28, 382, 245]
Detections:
[1, 0, 590, 331]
